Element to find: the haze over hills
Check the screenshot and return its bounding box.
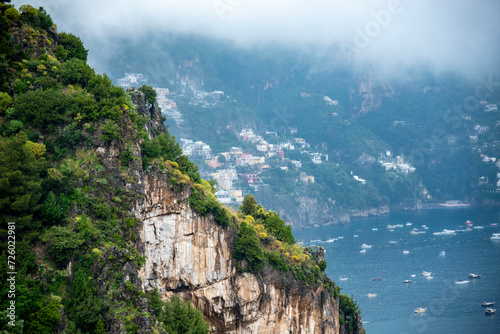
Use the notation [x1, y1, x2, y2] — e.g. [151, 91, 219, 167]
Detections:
[12, 0, 500, 225]
[17, 0, 500, 77]
[1, 1, 499, 333]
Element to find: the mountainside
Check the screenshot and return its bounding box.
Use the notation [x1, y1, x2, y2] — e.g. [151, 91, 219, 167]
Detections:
[0, 4, 362, 333]
[95, 35, 500, 226]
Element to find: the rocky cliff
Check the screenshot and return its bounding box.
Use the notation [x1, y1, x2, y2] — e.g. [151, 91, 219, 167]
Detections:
[255, 193, 351, 229]
[84, 88, 364, 334]
[135, 173, 345, 333]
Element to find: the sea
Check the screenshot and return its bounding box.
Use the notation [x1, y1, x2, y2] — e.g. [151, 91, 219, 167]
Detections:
[293, 207, 500, 334]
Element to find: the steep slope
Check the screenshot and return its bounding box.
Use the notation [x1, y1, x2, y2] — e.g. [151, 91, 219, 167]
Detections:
[135, 174, 341, 333]
[0, 4, 363, 334]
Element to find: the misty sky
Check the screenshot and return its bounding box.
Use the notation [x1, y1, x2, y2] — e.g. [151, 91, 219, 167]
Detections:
[12, 0, 500, 76]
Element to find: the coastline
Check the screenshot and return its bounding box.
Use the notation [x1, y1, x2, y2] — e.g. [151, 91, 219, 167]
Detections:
[421, 202, 473, 210]
[290, 200, 490, 231]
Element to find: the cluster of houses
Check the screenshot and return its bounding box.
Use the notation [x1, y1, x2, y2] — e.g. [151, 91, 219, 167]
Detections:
[155, 88, 184, 126]
[217, 147, 269, 168]
[239, 129, 286, 159]
[478, 156, 500, 189]
[202, 126, 330, 203]
[238, 128, 327, 164]
[208, 168, 244, 204]
[189, 88, 225, 108]
[379, 154, 416, 175]
[302, 151, 329, 164]
[180, 139, 212, 160]
[117, 73, 147, 89]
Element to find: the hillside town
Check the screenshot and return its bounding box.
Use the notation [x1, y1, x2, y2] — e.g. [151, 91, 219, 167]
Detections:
[178, 127, 323, 205]
[114, 75, 500, 205]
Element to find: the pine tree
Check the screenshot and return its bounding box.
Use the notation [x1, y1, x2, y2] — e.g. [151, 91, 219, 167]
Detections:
[0, 132, 44, 243]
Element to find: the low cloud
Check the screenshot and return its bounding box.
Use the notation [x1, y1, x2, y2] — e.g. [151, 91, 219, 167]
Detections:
[12, 0, 500, 76]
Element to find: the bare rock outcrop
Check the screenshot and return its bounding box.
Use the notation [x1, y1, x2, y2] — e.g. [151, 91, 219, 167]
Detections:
[135, 174, 344, 333]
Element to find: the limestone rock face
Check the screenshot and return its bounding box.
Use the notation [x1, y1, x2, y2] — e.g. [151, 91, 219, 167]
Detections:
[255, 192, 351, 229]
[136, 174, 342, 333]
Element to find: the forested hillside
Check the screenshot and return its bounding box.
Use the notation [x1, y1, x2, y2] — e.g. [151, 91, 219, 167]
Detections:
[97, 34, 500, 214]
[0, 3, 361, 333]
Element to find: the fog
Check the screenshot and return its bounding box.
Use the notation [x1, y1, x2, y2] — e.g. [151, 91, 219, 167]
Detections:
[12, 0, 500, 77]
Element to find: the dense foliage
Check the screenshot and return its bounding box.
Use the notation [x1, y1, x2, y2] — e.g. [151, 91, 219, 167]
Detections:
[0, 4, 362, 333]
[339, 294, 361, 332]
[232, 195, 328, 286]
[147, 289, 209, 334]
[0, 5, 212, 333]
[138, 84, 157, 105]
[233, 221, 266, 272]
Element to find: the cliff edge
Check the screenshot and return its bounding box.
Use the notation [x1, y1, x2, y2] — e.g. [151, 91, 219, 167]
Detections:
[135, 172, 342, 333]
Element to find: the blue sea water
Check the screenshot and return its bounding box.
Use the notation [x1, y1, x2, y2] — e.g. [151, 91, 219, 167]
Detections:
[293, 208, 500, 334]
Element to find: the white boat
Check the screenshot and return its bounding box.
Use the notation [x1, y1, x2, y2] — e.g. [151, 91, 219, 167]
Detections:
[455, 280, 470, 284]
[473, 226, 483, 230]
[414, 307, 427, 313]
[426, 276, 434, 280]
[360, 249, 367, 253]
[387, 224, 395, 229]
[440, 250, 446, 256]
[422, 271, 432, 277]
[394, 224, 404, 228]
[402, 279, 412, 283]
[403, 250, 410, 254]
[485, 308, 496, 315]
[361, 244, 372, 249]
[353, 234, 359, 238]
[406, 222, 412, 226]
[389, 240, 397, 244]
[340, 277, 348, 281]
[468, 273, 481, 279]
[411, 274, 416, 277]
[482, 301, 495, 307]
[337, 236, 344, 239]
[491, 233, 500, 240]
[372, 228, 378, 231]
[410, 229, 419, 235]
[433, 229, 456, 236]
[366, 293, 377, 298]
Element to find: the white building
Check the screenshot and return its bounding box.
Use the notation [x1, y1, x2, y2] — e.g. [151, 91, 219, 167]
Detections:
[215, 189, 233, 204]
[256, 142, 269, 152]
[353, 175, 366, 184]
[323, 96, 339, 106]
[180, 139, 212, 159]
[117, 73, 147, 89]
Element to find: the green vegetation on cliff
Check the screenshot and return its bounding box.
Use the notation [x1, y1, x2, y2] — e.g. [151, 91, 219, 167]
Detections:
[0, 4, 361, 333]
[0, 4, 210, 333]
